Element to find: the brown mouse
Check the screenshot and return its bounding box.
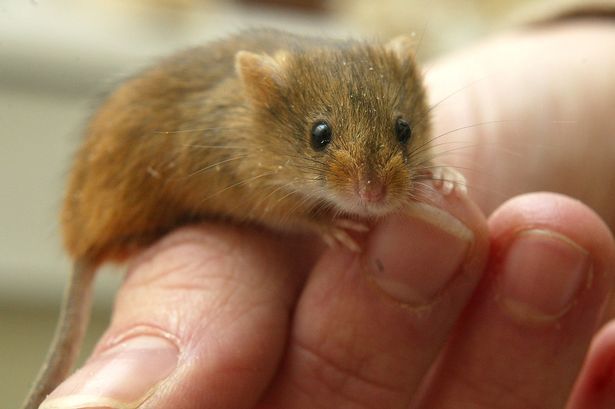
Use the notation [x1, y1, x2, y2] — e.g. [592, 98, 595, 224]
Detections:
[22, 28, 464, 409]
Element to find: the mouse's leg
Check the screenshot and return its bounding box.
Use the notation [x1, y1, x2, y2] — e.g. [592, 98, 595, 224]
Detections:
[333, 219, 370, 233]
[301, 217, 369, 252]
[427, 166, 468, 196]
[21, 260, 96, 409]
[318, 223, 362, 252]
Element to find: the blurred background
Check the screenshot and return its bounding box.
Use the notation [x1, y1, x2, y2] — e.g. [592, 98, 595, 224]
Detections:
[0, 0, 595, 405]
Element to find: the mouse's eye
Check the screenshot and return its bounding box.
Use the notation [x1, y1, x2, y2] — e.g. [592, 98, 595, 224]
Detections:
[311, 121, 332, 151]
[395, 118, 412, 144]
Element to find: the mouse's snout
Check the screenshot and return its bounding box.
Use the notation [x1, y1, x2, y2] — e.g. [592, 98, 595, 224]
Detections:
[325, 146, 410, 217]
[356, 173, 387, 204]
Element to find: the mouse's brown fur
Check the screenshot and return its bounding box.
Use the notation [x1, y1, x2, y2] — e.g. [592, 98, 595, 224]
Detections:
[26, 28, 448, 409]
[61, 28, 431, 266]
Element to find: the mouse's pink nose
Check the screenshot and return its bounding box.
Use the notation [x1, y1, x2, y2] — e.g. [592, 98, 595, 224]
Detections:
[357, 178, 386, 203]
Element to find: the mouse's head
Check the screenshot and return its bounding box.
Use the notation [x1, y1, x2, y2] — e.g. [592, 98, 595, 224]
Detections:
[235, 36, 431, 218]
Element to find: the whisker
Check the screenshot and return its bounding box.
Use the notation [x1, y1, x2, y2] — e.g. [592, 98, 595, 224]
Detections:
[183, 144, 246, 150]
[414, 19, 429, 61]
[432, 144, 524, 160]
[285, 192, 318, 217]
[415, 76, 489, 127]
[412, 143, 525, 171]
[257, 180, 303, 209]
[409, 119, 517, 160]
[422, 145, 489, 161]
[152, 126, 239, 135]
[409, 183, 435, 202]
[273, 187, 303, 209]
[417, 163, 485, 174]
[180, 154, 250, 179]
[425, 139, 520, 151]
[199, 171, 276, 204]
[417, 141, 484, 157]
[415, 175, 509, 202]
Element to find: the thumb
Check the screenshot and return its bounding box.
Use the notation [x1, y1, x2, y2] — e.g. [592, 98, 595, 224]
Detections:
[40, 224, 309, 409]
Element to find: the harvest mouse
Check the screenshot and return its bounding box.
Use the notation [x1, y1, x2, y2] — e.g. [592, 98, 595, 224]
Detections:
[22, 28, 465, 409]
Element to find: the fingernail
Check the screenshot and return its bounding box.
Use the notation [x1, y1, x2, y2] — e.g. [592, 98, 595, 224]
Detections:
[497, 229, 592, 321]
[40, 336, 178, 409]
[365, 204, 472, 306]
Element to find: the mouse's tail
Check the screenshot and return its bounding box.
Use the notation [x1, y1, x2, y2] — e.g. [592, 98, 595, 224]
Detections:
[20, 260, 96, 409]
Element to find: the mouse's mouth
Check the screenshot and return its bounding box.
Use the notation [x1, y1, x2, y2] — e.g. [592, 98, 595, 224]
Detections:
[338, 197, 401, 218]
[332, 180, 403, 218]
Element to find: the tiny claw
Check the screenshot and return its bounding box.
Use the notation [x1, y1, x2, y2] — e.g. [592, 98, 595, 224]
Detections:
[331, 228, 361, 252]
[430, 167, 467, 197]
[321, 232, 337, 249]
[317, 222, 364, 253]
[442, 179, 454, 195]
[334, 219, 370, 232]
[453, 181, 468, 197]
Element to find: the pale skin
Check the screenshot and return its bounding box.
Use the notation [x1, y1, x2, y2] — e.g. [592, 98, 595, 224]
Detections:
[39, 21, 615, 409]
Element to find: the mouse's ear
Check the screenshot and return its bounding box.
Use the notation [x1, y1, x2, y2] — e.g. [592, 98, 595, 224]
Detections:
[235, 50, 287, 107]
[385, 36, 416, 65]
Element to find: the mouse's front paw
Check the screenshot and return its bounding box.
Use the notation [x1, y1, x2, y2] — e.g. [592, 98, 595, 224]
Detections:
[316, 219, 369, 253]
[429, 166, 467, 196]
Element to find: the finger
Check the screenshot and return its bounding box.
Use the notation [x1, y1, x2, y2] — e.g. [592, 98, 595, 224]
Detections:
[40, 224, 311, 409]
[425, 23, 615, 230]
[567, 320, 615, 409]
[261, 189, 489, 408]
[414, 192, 615, 409]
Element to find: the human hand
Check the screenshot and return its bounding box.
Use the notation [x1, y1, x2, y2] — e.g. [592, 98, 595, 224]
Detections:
[424, 19, 615, 230]
[37, 183, 484, 408]
[39, 190, 614, 409]
[420, 19, 615, 408]
[40, 20, 615, 409]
